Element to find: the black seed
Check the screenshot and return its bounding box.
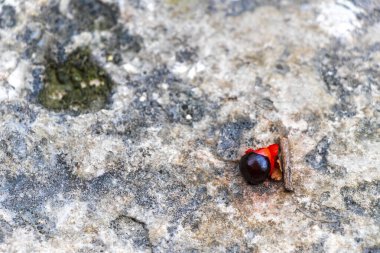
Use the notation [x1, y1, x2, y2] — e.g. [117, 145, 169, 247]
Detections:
[239, 152, 270, 185]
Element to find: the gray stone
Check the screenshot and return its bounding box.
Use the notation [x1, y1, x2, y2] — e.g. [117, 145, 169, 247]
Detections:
[0, 0, 379, 252]
[0, 5, 16, 29]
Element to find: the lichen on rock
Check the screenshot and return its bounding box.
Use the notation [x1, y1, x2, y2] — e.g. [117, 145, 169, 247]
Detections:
[38, 47, 114, 113]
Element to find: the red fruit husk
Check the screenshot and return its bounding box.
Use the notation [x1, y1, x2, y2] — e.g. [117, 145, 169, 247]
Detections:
[268, 144, 279, 157]
[244, 148, 255, 155]
[244, 144, 280, 176]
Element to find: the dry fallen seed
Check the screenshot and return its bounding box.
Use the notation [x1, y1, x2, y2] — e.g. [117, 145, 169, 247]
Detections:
[280, 137, 294, 191]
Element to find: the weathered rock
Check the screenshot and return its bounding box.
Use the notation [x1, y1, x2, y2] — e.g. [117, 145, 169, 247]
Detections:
[0, 0, 379, 252]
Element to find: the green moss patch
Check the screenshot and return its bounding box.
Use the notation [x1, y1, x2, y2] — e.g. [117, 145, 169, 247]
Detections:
[38, 48, 114, 113]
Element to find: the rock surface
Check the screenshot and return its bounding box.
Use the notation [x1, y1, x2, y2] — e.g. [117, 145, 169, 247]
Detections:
[0, 0, 379, 252]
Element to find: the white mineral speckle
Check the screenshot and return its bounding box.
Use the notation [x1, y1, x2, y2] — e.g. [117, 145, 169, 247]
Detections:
[317, 0, 364, 40]
[123, 63, 140, 74]
[7, 61, 29, 99]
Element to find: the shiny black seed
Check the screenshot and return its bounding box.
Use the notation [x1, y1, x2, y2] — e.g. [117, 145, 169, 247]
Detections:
[239, 152, 270, 185]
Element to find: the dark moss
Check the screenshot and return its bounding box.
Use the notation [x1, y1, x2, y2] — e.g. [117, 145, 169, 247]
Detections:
[38, 48, 115, 114]
[0, 5, 16, 29]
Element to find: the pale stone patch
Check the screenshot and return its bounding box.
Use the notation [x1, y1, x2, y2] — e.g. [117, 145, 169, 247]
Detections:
[317, 0, 364, 41]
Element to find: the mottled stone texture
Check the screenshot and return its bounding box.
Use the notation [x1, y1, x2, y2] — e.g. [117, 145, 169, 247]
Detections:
[0, 0, 379, 252]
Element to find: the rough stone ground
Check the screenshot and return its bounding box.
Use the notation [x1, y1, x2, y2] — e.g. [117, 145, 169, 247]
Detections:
[0, 0, 379, 252]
